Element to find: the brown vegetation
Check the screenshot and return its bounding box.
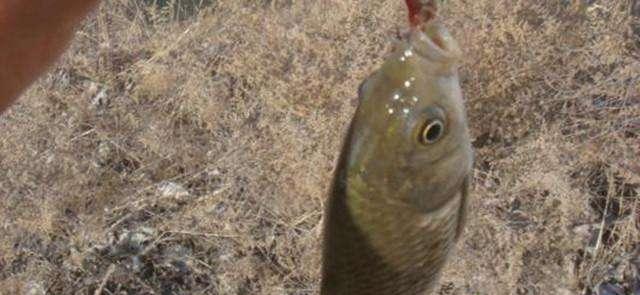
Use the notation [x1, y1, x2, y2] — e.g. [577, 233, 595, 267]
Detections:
[0, 0, 638, 294]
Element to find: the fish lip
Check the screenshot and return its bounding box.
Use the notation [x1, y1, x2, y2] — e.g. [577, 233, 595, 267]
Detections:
[408, 22, 461, 64]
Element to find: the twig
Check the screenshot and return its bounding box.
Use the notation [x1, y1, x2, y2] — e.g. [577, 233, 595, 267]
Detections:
[593, 170, 615, 258]
[94, 264, 116, 295]
[166, 230, 239, 239]
[107, 212, 132, 232]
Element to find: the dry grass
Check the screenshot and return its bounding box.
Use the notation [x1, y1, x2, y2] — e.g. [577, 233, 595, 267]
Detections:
[0, 0, 638, 294]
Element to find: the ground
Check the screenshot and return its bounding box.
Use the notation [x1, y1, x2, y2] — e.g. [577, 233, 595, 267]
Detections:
[0, 0, 639, 294]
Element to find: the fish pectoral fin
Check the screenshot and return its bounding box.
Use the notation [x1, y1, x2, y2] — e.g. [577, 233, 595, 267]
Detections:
[356, 71, 378, 102]
[454, 175, 470, 241]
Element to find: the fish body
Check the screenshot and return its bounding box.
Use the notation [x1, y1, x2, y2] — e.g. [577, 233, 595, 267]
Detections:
[320, 5, 473, 294]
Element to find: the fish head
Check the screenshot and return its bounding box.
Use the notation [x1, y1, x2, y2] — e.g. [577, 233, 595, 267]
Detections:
[346, 21, 473, 212]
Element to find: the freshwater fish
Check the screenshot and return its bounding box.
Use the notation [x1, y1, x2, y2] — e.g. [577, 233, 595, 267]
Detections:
[320, 1, 473, 294]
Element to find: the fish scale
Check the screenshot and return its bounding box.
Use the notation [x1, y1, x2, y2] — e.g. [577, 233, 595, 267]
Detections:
[320, 1, 473, 294]
[323, 184, 462, 294]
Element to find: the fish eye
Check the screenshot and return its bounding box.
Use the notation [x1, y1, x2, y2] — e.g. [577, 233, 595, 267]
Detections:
[420, 119, 444, 144]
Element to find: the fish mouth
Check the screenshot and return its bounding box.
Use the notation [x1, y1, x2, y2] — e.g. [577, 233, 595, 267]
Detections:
[409, 21, 462, 64]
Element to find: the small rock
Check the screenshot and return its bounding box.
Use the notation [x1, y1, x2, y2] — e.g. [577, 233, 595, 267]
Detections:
[632, 277, 640, 295]
[113, 227, 156, 256]
[162, 245, 192, 275]
[571, 223, 600, 247]
[572, 223, 600, 255]
[208, 168, 221, 177]
[209, 202, 228, 216]
[572, 223, 597, 239]
[131, 255, 143, 272]
[65, 247, 84, 270]
[164, 245, 191, 260]
[97, 142, 114, 165]
[24, 281, 46, 295]
[598, 282, 625, 295]
[158, 181, 190, 200]
[506, 210, 531, 230]
[45, 152, 55, 165]
[91, 87, 109, 108]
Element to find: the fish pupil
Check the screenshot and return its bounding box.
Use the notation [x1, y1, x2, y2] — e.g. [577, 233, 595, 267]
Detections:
[422, 120, 443, 144]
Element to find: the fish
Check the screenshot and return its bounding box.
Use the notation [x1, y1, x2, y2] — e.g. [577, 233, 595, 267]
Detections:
[320, 1, 473, 294]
